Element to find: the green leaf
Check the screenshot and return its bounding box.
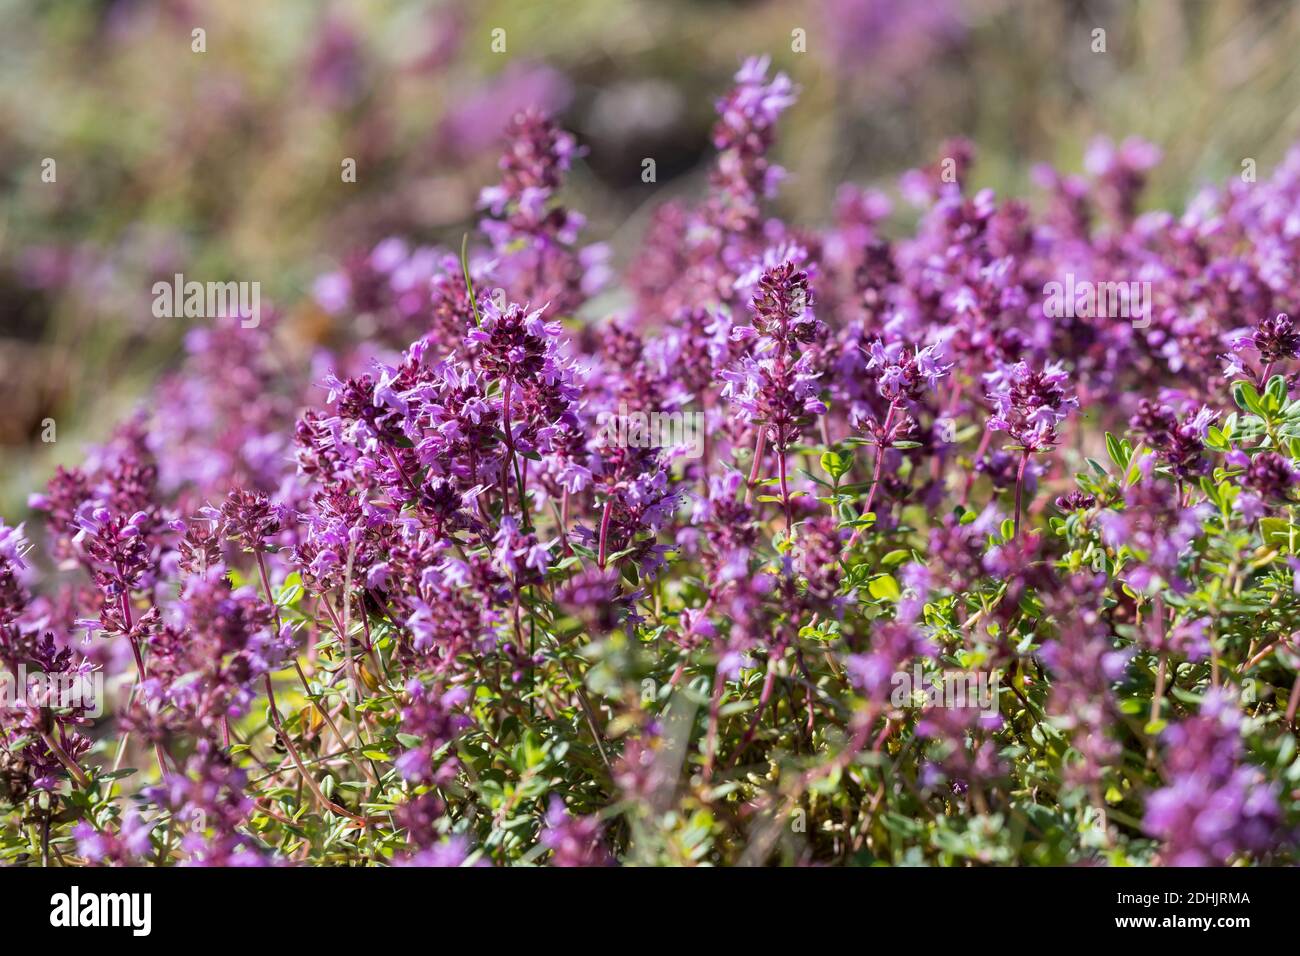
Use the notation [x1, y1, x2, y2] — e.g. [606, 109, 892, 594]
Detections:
[1261, 516, 1295, 552]
[1105, 432, 1126, 471]
[461, 233, 483, 328]
[1267, 374, 1289, 408]
[867, 574, 901, 601]
[819, 450, 854, 481]
[1232, 380, 1264, 416]
[799, 468, 832, 488]
[845, 512, 877, 531]
[275, 582, 303, 608]
[1125, 448, 1147, 486]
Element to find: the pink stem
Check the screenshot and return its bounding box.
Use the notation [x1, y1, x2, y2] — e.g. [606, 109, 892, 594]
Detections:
[848, 403, 897, 548]
[597, 497, 614, 569]
[744, 430, 768, 506]
[1013, 448, 1031, 539]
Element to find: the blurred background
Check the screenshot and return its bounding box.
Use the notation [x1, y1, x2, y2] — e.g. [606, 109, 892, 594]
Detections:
[3, 0, 1300, 514]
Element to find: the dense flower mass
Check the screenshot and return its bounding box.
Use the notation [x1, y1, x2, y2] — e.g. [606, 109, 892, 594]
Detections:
[4, 56, 1300, 868]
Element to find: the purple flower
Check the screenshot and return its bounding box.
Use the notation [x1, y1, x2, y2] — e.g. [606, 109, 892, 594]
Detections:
[1145, 691, 1286, 866]
[540, 796, 612, 866]
[984, 360, 1078, 451]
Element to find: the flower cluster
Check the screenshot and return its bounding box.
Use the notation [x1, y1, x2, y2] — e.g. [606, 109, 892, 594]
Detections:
[984, 360, 1078, 453]
[5, 58, 1300, 871]
[1145, 691, 1285, 866]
